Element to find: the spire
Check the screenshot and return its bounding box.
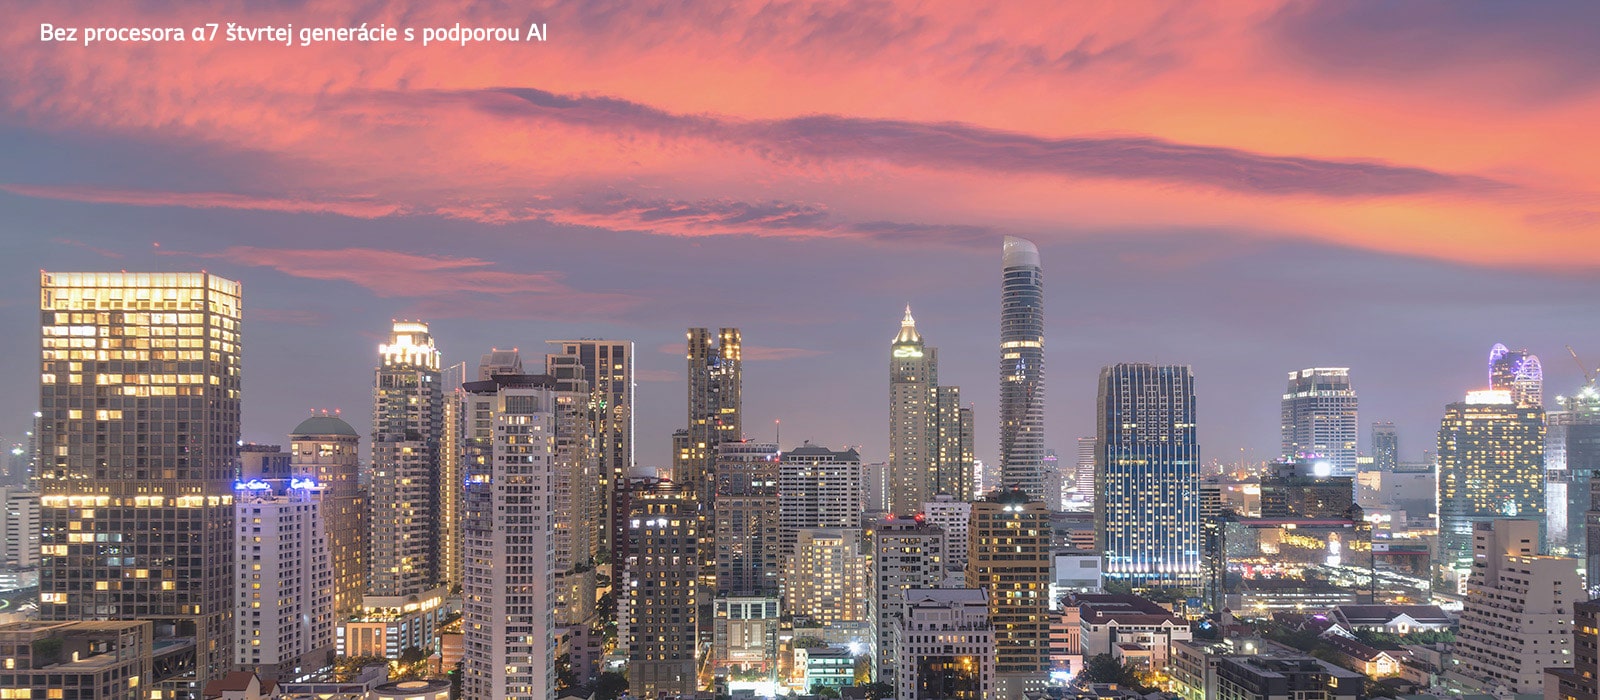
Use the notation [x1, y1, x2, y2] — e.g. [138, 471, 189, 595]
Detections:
[894, 304, 922, 344]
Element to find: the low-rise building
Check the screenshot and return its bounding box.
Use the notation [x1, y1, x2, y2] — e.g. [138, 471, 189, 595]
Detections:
[1326, 604, 1452, 635]
[794, 646, 855, 694]
[1076, 594, 1192, 670]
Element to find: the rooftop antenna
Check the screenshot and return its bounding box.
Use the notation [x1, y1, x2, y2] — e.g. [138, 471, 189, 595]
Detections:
[775, 419, 781, 447]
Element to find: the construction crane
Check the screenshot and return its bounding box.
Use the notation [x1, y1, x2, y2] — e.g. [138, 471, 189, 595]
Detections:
[1568, 345, 1597, 385]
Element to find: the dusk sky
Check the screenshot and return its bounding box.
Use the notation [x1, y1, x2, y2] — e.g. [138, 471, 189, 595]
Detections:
[3, 1, 1599, 470]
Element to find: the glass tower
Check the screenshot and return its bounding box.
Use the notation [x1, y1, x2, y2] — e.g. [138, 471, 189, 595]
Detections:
[37, 271, 242, 693]
[999, 236, 1045, 498]
[1095, 363, 1201, 586]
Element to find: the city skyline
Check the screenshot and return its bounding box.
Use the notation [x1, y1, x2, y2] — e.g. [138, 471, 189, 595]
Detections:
[3, 2, 1600, 477]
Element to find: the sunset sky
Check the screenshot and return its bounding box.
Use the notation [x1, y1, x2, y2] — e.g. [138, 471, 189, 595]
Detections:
[2, 1, 1598, 470]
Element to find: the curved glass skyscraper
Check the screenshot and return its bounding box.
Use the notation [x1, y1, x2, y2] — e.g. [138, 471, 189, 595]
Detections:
[999, 236, 1045, 497]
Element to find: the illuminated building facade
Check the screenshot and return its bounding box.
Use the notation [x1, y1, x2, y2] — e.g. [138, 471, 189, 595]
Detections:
[1547, 385, 1600, 567]
[790, 528, 868, 624]
[438, 361, 467, 592]
[289, 413, 363, 616]
[1096, 363, 1202, 587]
[1490, 342, 1544, 407]
[626, 482, 700, 698]
[546, 340, 634, 560]
[233, 446, 333, 680]
[967, 493, 1050, 698]
[1436, 390, 1544, 576]
[1280, 368, 1359, 478]
[680, 328, 742, 507]
[778, 444, 863, 593]
[369, 321, 442, 596]
[460, 370, 564, 700]
[922, 495, 972, 575]
[544, 354, 603, 625]
[714, 441, 781, 597]
[37, 271, 241, 693]
[999, 236, 1046, 498]
[888, 308, 974, 513]
[893, 588, 994, 700]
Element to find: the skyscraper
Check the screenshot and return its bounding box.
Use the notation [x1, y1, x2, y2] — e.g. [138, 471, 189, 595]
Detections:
[626, 481, 699, 698]
[967, 492, 1050, 698]
[234, 445, 334, 680]
[681, 328, 742, 507]
[1551, 385, 1600, 576]
[460, 370, 565, 700]
[289, 413, 363, 616]
[1436, 389, 1545, 577]
[999, 236, 1046, 498]
[438, 361, 468, 591]
[369, 321, 443, 596]
[890, 307, 937, 513]
[1490, 343, 1544, 407]
[889, 307, 971, 512]
[789, 528, 869, 624]
[38, 271, 241, 692]
[713, 441, 781, 598]
[547, 340, 634, 560]
[777, 443, 864, 578]
[1370, 421, 1398, 472]
[1280, 368, 1358, 478]
[1074, 437, 1097, 503]
[1096, 363, 1202, 587]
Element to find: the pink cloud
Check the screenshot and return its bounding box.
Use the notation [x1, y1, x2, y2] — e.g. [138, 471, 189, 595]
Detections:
[168, 245, 641, 321]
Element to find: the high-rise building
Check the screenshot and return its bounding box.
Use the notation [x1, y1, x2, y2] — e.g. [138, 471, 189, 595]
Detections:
[369, 321, 443, 596]
[460, 371, 565, 700]
[1452, 519, 1577, 695]
[288, 413, 363, 616]
[1437, 390, 1544, 576]
[681, 328, 742, 507]
[1548, 385, 1600, 565]
[869, 515, 945, 682]
[1370, 421, 1398, 473]
[546, 340, 634, 560]
[543, 356, 602, 625]
[888, 307, 973, 513]
[790, 528, 869, 624]
[1544, 598, 1600, 700]
[1280, 368, 1358, 478]
[778, 443, 864, 590]
[890, 306, 938, 513]
[38, 271, 241, 693]
[935, 386, 975, 501]
[0, 486, 39, 569]
[1073, 437, 1097, 502]
[234, 445, 334, 680]
[892, 588, 994, 700]
[714, 441, 781, 597]
[967, 492, 1050, 698]
[1259, 460, 1356, 519]
[1096, 363, 1202, 587]
[438, 361, 468, 591]
[999, 236, 1046, 498]
[1490, 343, 1544, 408]
[923, 495, 972, 577]
[625, 482, 699, 698]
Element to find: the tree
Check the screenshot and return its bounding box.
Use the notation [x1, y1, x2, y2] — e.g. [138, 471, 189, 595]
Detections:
[594, 671, 628, 700]
[1079, 654, 1150, 691]
[860, 681, 894, 699]
[810, 684, 840, 698]
[556, 653, 577, 690]
[792, 636, 826, 649]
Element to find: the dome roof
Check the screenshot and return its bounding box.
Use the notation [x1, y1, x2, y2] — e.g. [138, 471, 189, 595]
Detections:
[291, 414, 358, 437]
